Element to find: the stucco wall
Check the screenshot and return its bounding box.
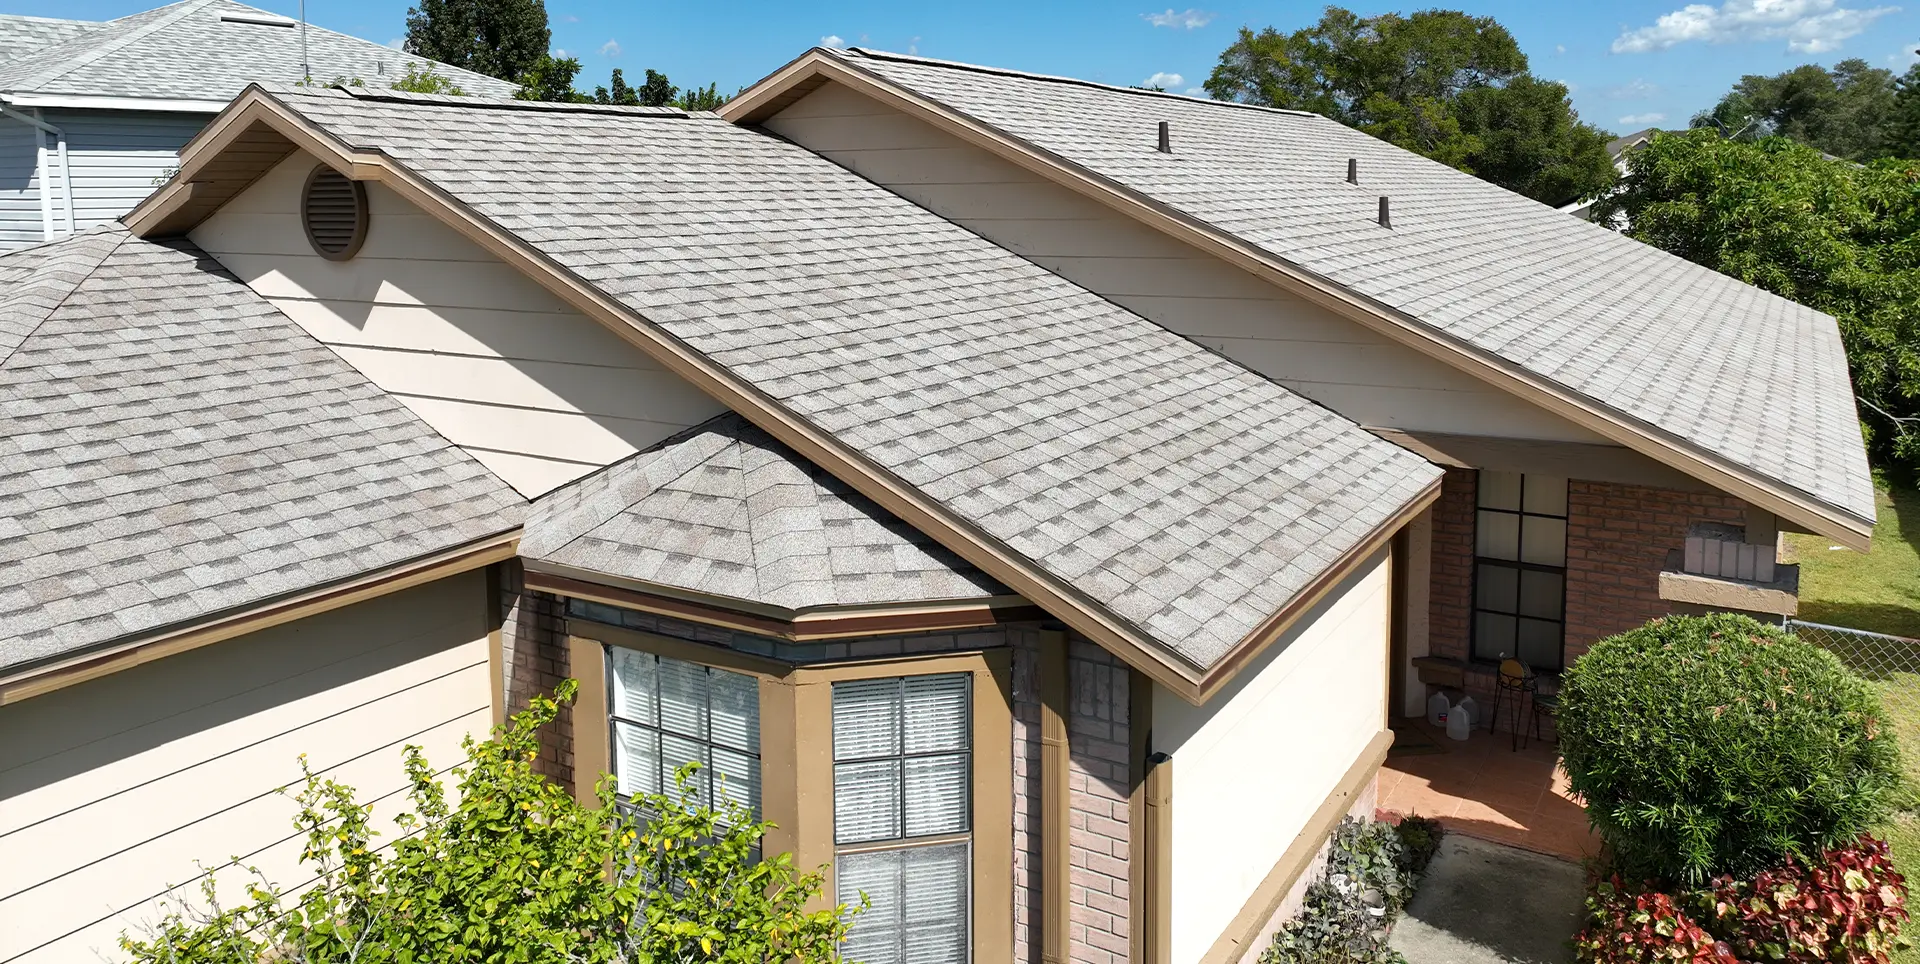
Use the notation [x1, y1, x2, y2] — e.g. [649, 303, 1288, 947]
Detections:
[1151, 551, 1391, 964]
[0, 573, 492, 963]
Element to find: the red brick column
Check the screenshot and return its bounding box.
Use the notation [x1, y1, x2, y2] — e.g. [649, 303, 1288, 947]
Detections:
[1563, 480, 1746, 661]
[497, 559, 573, 785]
[1427, 468, 1478, 662]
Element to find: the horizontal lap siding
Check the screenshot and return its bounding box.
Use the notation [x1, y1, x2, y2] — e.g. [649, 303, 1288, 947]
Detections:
[1152, 554, 1390, 964]
[763, 84, 1605, 444]
[190, 154, 725, 496]
[0, 573, 492, 964]
[43, 109, 205, 233]
[0, 117, 43, 250]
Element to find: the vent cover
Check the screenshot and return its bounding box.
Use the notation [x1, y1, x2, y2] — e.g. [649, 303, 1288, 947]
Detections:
[302, 165, 368, 261]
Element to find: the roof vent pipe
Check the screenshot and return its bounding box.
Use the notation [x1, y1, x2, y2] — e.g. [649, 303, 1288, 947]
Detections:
[1157, 121, 1171, 153]
[1378, 196, 1391, 228]
[1347, 158, 1357, 184]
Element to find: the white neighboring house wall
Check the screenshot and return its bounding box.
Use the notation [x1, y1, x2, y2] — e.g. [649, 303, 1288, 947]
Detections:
[0, 573, 494, 964]
[0, 106, 207, 251]
[1151, 551, 1391, 964]
[190, 152, 728, 496]
[761, 82, 1613, 445]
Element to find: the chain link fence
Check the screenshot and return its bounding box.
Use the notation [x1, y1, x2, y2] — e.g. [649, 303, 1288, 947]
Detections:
[1787, 619, 1920, 788]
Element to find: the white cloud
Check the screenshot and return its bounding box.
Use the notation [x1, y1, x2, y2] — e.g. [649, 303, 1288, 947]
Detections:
[562, 13, 578, 21]
[1612, 0, 1898, 54]
[1143, 71, 1184, 88]
[1619, 112, 1668, 125]
[909, 35, 920, 55]
[1184, 86, 1206, 95]
[1889, 44, 1920, 67]
[599, 38, 620, 57]
[552, 47, 570, 57]
[821, 34, 847, 48]
[1555, 43, 1567, 54]
[1605, 78, 1662, 98]
[1143, 8, 1215, 29]
[386, 37, 404, 49]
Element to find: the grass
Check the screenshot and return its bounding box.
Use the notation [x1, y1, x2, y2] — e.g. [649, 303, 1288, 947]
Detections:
[1784, 480, 1920, 638]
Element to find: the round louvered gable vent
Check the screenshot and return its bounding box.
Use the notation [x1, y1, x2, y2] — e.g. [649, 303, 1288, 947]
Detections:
[302, 165, 368, 261]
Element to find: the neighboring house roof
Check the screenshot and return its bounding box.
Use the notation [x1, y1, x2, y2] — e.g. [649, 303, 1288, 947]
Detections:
[0, 14, 98, 64]
[771, 48, 1873, 535]
[0, 0, 518, 109]
[0, 227, 525, 675]
[149, 85, 1442, 681]
[1607, 128, 1662, 158]
[523, 414, 1008, 611]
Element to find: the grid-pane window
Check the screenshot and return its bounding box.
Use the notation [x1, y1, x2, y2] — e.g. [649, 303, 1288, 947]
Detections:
[1473, 472, 1569, 669]
[607, 647, 760, 818]
[833, 675, 971, 964]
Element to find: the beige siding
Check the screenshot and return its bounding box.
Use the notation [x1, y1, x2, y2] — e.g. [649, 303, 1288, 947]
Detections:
[1152, 553, 1390, 964]
[0, 574, 492, 964]
[190, 154, 725, 496]
[763, 84, 1607, 444]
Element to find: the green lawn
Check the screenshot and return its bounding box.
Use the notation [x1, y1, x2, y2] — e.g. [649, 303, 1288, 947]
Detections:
[1785, 480, 1920, 638]
[1784, 480, 1920, 963]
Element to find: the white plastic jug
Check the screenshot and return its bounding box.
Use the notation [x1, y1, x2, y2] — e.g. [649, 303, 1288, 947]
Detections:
[1445, 706, 1472, 741]
[1426, 691, 1450, 726]
[1455, 696, 1480, 727]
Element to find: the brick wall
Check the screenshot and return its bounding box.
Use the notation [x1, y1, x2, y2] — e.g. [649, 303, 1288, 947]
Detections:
[1069, 639, 1133, 964]
[1427, 468, 1478, 663]
[1012, 633, 1042, 964]
[1564, 479, 1746, 660]
[498, 560, 571, 785]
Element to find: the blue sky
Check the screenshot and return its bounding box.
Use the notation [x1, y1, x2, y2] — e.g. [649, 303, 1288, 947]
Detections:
[15, 0, 1920, 133]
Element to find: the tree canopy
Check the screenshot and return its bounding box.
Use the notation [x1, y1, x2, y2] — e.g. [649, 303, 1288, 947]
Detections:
[402, 0, 550, 84]
[1202, 6, 1615, 205]
[1692, 59, 1898, 161]
[1590, 131, 1920, 479]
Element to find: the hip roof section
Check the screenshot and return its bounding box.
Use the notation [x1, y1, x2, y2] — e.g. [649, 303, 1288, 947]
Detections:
[0, 0, 519, 104]
[236, 85, 1443, 673]
[0, 228, 525, 674]
[815, 48, 1875, 531]
[523, 413, 1009, 610]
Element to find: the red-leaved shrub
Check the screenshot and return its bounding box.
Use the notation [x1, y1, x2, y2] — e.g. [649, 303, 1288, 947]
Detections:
[1575, 878, 1737, 964]
[1704, 836, 1909, 964]
[1575, 837, 1909, 964]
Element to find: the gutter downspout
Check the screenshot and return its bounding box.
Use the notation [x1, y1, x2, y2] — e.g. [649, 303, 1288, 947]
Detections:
[1, 102, 75, 241]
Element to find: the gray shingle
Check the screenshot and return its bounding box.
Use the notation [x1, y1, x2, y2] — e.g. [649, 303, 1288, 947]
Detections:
[524, 414, 1008, 610]
[0, 14, 98, 64]
[0, 228, 526, 673]
[831, 48, 1876, 527]
[0, 0, 519, 102]
[271, 86, 1443, 669]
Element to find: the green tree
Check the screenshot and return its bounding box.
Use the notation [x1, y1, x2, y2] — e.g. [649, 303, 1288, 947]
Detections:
[119, 682, 860, 963]
[634, 68, 676, 107]
[675, 82, 727, 111]
[391, 62, 465, 95]
[1590, 130, 1920, 477]
[1881, 59, 1920, 158]
[402, 0, 551, 84]
[1201, 7, 1613, 204]
[1693, 59, 1898, 160]
[594, 67, 639, 106]
[516, 53, 587, 102]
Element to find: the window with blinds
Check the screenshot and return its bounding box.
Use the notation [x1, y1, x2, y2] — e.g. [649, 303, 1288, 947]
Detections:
[606, 647, 760, 819]
[1472, 471, 1569, 669]
[832, 674, 972, 964]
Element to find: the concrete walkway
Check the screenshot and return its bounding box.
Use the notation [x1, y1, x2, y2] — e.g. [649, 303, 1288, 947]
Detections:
[1390, 834, 1587, 964]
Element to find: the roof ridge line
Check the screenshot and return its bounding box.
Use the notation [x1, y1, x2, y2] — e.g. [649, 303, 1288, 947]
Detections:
[0, 229, 128, 370]
[527, 415, 744, 561]
[836, 46, 1322, 118]
[334, 85, 690, 117]
[12, 0, 217, 93]
[0, 13, 99, 25]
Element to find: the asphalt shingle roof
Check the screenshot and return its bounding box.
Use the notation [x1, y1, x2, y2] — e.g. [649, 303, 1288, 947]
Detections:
[271, 85, 1442, 670]
[523, 414, 1008, 610]
[0, 14, 98, 64]
[0, 0, 519, 103]
[828, 48, 1876, 527]
[0, 228, 525, 674]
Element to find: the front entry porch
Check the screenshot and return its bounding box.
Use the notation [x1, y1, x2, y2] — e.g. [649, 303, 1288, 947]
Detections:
[1378, 719, 1599, 863]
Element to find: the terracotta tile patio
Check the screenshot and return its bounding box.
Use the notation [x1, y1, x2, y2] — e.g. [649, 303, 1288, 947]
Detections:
[1378, 717, 1601, 864]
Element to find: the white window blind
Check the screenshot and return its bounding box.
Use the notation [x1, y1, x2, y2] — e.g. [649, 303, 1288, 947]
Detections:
[607, 647, 759, 817]
[832, 674, 972, 964]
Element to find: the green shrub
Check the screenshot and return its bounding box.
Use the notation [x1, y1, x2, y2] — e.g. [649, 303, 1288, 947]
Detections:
[119, 681, 858, 963]
[1390, 815, 1445, 883]
[1559, 613, 1902, 885]
[1260, 817, 1440, 964]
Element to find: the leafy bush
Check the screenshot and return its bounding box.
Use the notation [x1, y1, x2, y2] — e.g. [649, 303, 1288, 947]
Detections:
[391, 63, 465, 95]
[119, 681, 858, 963]
[1559, 613, 1901, 884]
[1389, 815, 1445, 883]
[1575, 836, 1910, 964]
[1261, 817, 1440, 964]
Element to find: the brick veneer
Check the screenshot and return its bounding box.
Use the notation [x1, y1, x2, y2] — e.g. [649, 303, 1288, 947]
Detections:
[497, 560, 571, 785]
[1425, 472, 1750, 676]
[1067, 639, 1133, 964]
[1563, 479, 1746, 661]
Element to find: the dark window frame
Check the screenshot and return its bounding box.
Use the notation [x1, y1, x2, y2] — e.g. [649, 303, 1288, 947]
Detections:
[1470, 473, 1570, 670]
